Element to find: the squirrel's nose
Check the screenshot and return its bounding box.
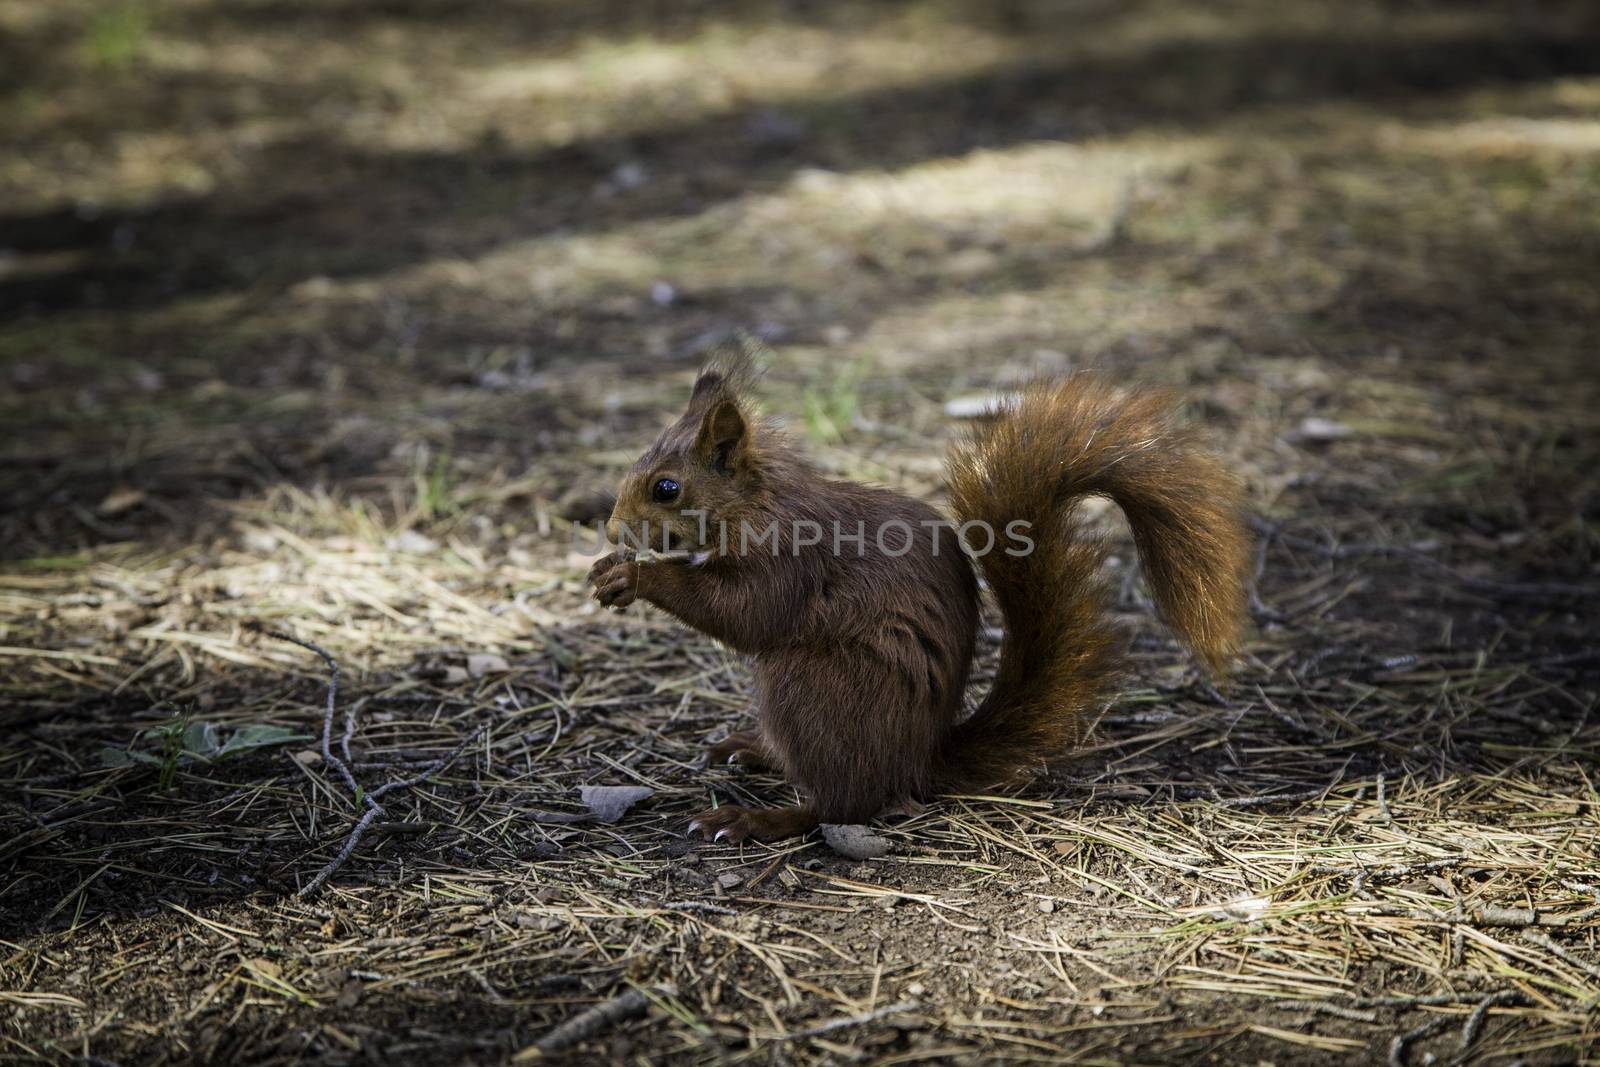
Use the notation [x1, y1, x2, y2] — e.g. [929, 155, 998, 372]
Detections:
[604, 517, 621, 544]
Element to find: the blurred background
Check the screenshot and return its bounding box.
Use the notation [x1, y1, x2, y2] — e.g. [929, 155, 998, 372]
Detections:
[3, 0, 1597, 565]
[3, 2, 1599, 1062]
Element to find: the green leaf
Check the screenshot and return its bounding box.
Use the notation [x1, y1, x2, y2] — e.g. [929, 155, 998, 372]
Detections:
[216, 724, 306, 758]
[99, 745, 161, 768]
[100, 745, 137, 768]
[181, 720, 221, 757]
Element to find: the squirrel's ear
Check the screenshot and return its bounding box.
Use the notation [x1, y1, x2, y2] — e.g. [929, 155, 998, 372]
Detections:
[690, 368, 726, 405]
[696, 399, 747, 475]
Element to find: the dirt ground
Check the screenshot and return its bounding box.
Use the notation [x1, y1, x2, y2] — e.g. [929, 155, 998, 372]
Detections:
[2, 1, 1598, 1063]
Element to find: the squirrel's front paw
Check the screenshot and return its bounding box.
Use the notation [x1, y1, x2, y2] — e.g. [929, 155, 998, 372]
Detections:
[586, 551, 623, 586]
[592, 559, 640, 609]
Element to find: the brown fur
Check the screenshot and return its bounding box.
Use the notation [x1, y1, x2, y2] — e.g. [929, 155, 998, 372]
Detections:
[591, 341, 1250, 842]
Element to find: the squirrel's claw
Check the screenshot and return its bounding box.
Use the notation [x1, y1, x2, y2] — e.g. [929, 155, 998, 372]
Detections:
[704, 731, 774, 772]
[687, 805, 753, 844]
[687, 803, 817, 843]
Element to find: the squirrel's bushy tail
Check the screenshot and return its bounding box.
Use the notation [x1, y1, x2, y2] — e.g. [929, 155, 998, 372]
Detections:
[938, 375, 1250, 790]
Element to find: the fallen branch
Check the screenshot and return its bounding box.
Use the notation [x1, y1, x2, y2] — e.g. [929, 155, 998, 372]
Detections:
[516, 982, 676, 1060]
[258, 628, 483, 897]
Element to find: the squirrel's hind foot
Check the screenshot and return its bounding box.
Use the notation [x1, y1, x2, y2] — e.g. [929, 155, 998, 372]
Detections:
[687, 804, 816, 843]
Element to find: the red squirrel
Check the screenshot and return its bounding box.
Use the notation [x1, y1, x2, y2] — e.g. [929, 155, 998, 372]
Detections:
[588, 343, 1250, 842]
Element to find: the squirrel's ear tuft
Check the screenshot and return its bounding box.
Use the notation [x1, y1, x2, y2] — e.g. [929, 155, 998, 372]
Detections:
[691, 331, 765, 405]
[695, 399, 748, 475]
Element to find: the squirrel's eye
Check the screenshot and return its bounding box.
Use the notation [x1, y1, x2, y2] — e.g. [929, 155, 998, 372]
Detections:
[652, 477, 681, 503]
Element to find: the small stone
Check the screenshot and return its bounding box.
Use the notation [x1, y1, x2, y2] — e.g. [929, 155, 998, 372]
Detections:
[1287, 416, 1353, 444]
[1037, 898, 1055, 914]
[610, 161, 646, 190]
[821, 823, 891, 860]
[467, 653, 510, 679]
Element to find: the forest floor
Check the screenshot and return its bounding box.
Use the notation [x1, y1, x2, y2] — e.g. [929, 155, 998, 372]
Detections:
[2, 1, 1598, 1063]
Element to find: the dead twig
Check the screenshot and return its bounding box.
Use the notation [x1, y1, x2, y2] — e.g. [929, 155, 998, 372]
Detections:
[516, 983, 675, 1059]
[260, 628, 483, 897]
[661, 900, 739, 916]
[1522, 931, 1600, 982]
[1459, 990, 1525, 1054]
[1389, 1015, 1451, 1067]
[1306, 857, 1466, 882]
[1280, 1000, 1380, 1023]
[1209, 787, 1326, 809]
[777, 1000, 921, 1041]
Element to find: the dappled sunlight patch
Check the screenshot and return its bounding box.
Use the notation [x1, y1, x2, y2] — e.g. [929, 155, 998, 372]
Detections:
[774, 140, 1201, 235]
[460, 12, 1031, 154]
[0, 475, 616, 689]
[469, 17, 1014, 110]
[849, 270, 1223, 379]
[367, 136, 1212, 349]
[1381, 116, 1600, 159]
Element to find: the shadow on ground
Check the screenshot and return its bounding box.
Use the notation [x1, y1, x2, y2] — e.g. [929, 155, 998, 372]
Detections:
[5, 27, 1599, 318]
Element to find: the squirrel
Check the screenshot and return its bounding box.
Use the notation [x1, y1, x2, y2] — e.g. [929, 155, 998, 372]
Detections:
[588, 342, 1250, 843]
